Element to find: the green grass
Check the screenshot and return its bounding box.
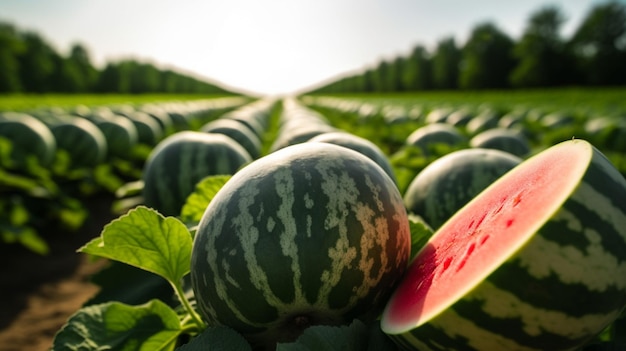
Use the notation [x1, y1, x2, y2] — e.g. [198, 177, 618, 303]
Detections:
[309, 87, 626, 116]
[0, 93, 242, 112]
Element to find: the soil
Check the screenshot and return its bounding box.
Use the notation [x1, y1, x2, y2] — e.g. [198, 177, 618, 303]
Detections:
[0, 194, 118, 351]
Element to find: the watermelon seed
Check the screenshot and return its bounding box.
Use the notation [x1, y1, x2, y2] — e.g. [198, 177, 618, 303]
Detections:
[505, 219, 514, 228]
[479, 235, 490, 245]
[476, 213, 487, 227]
[466, 243, 476, 256]
[442, 257, 453, 271]
[456, 243, 475, 272]
[456, 258, 467, 272]
[513, 193, 523, 206]
[494, 202, 505, 215]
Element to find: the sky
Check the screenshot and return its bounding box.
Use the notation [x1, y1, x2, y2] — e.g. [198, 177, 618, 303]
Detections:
[0, 0, 610, 96]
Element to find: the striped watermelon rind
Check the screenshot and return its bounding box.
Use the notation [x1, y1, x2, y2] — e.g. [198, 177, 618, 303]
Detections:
[469, 128, 531, 157]
[50, 118, 108, 168]
[307, 131, 398, 185]
[403, 148, 522, 230]
[94, 116, 139, 158]
[382, 139, 626, 350]
[190, 142, 411, 349]
[0, 113, 57, 167]
[200, 119, 263, 159]
[142, 131, 252, 216]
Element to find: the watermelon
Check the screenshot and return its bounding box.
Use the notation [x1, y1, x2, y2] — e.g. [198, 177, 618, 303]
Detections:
[190, 142, 411, 349]
[200, 118, 263, 159]
[93, 115, 139, 158]
[584, 116, 626, 152]
[469, 128, 531, 157]
[0, 112, 56, 167]
[540, 112, 575, 129]
[226, 111, 268, 141]
[50, 118, 108, 168]
[406, 123, 466, 156]
[124, 111, 163, 146]
[382, 139, 626, 351]
[142, 131, 252, 216]
[270, 122, 337, 152]
[403, 148, 522, 230]
[446, 108, 473, 127]
[139, 106, 174, 133]
[425, 108, 453, 124]
[466, 110, 500, 135]
[225, 99, 274, 138]
[307, 131, 398, 185]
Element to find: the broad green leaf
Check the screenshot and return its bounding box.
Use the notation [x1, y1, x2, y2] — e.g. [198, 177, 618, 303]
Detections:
[408, 214, 434, 260]
[175, 326, 251, 351]
[0, 223, 49, 255]
[116, 179, 145, 199]
[93, 163, 126, 193]
[52, 299, 181, 351]
[85, 261, 175, 307]
[364, 320, 401, 351]
[180, 175, 231, 226]
[277, 319, 368, 351]
[0, 168, 52, 195]
[79, 206, 192, 284]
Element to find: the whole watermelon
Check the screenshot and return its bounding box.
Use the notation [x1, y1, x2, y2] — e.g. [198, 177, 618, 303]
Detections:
[0, 112, 56, 168]
[190, 142, 411, 349]
[142, 131, 252, 216]
[404, 148, 522, 229]
[50, 118, 108, 168]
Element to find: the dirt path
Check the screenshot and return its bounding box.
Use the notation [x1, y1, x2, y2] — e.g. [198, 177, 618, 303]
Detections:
[0, 195, 117, 351]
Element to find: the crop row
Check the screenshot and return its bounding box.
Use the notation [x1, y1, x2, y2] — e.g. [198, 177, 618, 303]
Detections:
[301, 95, 626, 193]
[0, 96, 250, 254]
[0, 90, 618, 350]
[47, 93, 626, 350]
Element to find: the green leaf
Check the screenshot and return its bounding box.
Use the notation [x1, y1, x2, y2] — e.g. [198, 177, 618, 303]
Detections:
[116, 180, 145, 198]
[79, 206, 192, 285]
[175, 326, 251, 351]
[0, 223, 49, 255]
[52, 299, 182, 351]
[408, 214, 434, 260]
[180, 175, 231, 226]
[277, 319, 368, 351]
[85, 261, 176, 307]
[364, 320, 400, 351]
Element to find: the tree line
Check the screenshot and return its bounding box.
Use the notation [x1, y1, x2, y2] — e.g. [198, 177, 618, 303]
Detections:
[0, 21, 235, 95]
[308, 1, 626, 94]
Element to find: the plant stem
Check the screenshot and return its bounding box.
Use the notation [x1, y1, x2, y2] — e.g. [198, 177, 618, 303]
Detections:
[171, 281, 206, 331]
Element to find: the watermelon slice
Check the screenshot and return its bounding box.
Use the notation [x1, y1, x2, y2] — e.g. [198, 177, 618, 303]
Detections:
[381, 139, 626, 350]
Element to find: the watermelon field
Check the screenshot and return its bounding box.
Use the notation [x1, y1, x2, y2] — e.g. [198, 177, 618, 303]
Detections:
[1, 88, 626, 351]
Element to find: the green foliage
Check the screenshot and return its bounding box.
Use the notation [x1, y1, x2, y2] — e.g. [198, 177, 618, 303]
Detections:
[510, 5, 578, 88]
[180, 175, 231, 227]
[407, 215, 434, 260]
[52, 300, 182, 351]
[0, 94, 237, 112]
[431, 37, 461, 90]
[80, 206, 192, 285]
[53, 175, 416, 350]
[459, 22, 516, 89]
[0, 19, 240, 95]
[277, 319, 398, 351]
[569, 1, 626, 85]
[0, 137, 92, 254]
[176, 326, 252, 351]
[308, 2, 626, 94]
